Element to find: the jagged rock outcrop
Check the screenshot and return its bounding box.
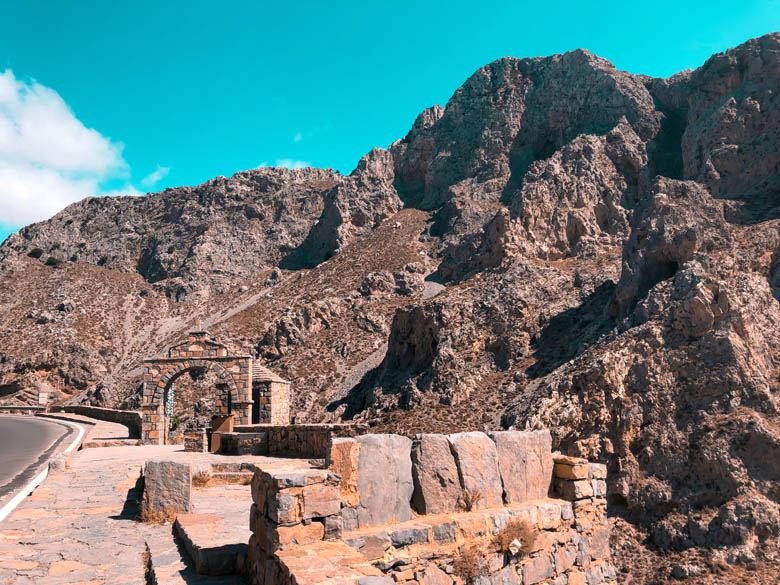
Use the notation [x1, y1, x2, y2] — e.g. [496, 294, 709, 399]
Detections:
[1, 33, 779, 581]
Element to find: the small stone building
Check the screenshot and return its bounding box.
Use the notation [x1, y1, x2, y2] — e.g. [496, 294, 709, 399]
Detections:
[252, 363, 291, 424]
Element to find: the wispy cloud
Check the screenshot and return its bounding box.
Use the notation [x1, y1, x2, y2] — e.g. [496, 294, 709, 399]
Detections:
[293, 132, 303, 143]
[141, 165, 170, 188]
[258, 159, 311, 170]
[0, 69, 132, 227]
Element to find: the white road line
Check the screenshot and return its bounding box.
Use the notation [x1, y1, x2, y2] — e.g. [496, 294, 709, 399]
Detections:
[0, 417, 85, 523]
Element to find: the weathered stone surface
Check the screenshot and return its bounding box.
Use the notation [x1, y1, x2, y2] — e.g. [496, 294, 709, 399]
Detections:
[302, 483, 340, 519]
[355, 434, 414, 527]
[328, 438, 361, 508]
[523, 555, 553, 584]
[556, 546, 577, 573]
[389, 524, 430, 547]
[411, 433, 463, 515]
[420, 565, 454, 585]
[489, 430, 553, 503]
[268, 491, 301, 524]
[447, 432, 503, 509]
[431, 520, 457, 543]
[142, 459, 192, 514]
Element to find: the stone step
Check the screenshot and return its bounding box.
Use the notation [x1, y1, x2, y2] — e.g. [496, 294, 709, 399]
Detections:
[145, 528, 247, 585]
[174, 514, 249, 575]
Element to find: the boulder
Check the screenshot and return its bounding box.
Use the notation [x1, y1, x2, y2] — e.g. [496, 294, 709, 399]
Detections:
[489, 430, 553, 503]
[355, 434, 413, 527]
[143, 460, 192, 514]
[447, 432, 503, 509]
[411, 433, 463, 515]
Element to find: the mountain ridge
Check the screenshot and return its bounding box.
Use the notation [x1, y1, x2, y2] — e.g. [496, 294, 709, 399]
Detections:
[1, 32, 779, 582]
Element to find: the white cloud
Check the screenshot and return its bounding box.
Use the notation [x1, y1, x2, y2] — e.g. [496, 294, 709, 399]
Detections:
[257, 159, 311, 170]
[293, 132, 303, 143]
[275, 158, 311, 169]
[0, 70, 131, 227]
[141, 165, 170, 188]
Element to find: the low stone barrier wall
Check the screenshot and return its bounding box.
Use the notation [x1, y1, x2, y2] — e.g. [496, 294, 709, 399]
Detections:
[219, 423, 368, 458]
[0, 405, 46, 415]
[245, 430, 616, 585]
[53, 405, 142, 439]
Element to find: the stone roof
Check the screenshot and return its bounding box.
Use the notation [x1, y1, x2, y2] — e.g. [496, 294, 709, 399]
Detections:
[252, 362, 289, 384]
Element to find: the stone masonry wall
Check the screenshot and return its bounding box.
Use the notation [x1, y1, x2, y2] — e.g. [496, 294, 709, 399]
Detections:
[54, 405, 142, 439]
[246, 430, 616, 585]
[218, 423, 368, 458]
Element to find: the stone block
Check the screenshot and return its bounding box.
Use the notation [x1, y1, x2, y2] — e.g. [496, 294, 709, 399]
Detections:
[354, 434, 413, 527]
[585, 565, 604, 585]
[590, 528, 610, 560]
[276, 521, 324, 548]
[268, 491, 301, 524]
[556, 546, 577, 573]
[142, 459, 191, 514]
[490, 430, 553, 503]
[497, 565, 521, 585]
[448, 432, 503, 509]
[431, 520, 457, 543]
[302, 483, 341, 519]
[557, 479, 594, 501]
[568, 572, 586, 585]
[554, 462, 589, 480]
[591, 479, 607, 498]
[523, 555, 553, 585]
[455, 514, 490, 539]
[389, 524, 430, 547]
[589, 463, 607, 479]
[538, 501, 562, 529]
[411, 434, 463, 515]
[328, 438, 361, 508]
[324, 514, 342, 540]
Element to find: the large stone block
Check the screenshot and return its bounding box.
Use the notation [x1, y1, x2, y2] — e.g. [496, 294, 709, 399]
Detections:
[448, 432, 503, 509]
[523, 555, 553, 585]
[355, 434, 413, 528]
[302, 483, 340, 519]
[411, 433, 463, 515]
[143, 460, 192, 514]
[489, 430, 553, 504]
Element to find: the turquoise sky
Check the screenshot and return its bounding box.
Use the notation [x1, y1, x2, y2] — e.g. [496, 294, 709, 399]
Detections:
[0, 1, 778, 243]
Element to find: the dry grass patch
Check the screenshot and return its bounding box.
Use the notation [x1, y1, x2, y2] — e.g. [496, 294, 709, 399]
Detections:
[493, 518, 537, 555]
[139, 505, 179, 524]
[192, 471, 211, 487]
[453, 543, 489, 582]
[460, 488, 482, 512]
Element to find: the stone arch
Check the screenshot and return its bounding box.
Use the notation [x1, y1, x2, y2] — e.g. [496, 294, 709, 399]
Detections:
[140, 326, 255, 444]
[149, 360, 238, 409]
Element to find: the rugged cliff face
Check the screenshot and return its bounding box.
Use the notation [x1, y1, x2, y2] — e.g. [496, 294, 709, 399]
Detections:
[1, 32, 779, 581]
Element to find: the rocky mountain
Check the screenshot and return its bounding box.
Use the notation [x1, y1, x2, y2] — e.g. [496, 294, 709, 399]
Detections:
[1, 32, 779, 583]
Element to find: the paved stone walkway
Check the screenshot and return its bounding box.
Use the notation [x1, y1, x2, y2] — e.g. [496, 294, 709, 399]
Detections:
[0, 441, 320, 584]
[0, 445, 178, 585]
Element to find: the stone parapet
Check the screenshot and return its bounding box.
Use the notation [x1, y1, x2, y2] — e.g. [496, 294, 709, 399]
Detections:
[245, 431, 616, 585]
[218, 423, 368, 458]
[53, 405, 142, 438]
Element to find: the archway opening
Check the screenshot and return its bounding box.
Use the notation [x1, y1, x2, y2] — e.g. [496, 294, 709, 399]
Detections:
[162, 366, 233, 444]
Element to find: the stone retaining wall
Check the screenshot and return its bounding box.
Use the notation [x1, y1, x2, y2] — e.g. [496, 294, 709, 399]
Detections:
[53, 405, 142, 438]
[218, 423, 368, 458]
[246, 430, 616, 585]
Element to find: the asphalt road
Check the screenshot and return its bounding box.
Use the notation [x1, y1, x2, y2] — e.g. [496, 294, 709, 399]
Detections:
[0, 415, 69, 497]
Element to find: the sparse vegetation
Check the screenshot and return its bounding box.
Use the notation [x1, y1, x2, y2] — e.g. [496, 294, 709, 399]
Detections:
[453, 543, 489, 582]
[139, 505, 179, 524]
[192, 470, 211, 486]
[460, 488, 482, 512]
[493, 518, 537, 555]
